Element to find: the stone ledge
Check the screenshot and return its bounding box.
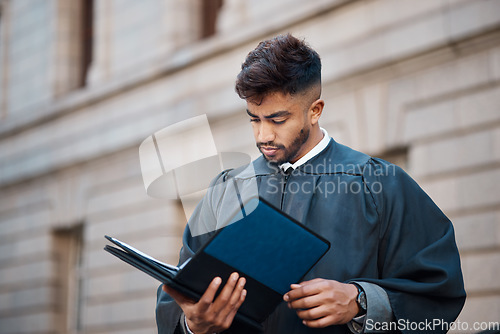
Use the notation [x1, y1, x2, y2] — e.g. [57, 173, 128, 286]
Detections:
[454, 211, 500, 251]
[0, 0, 348, 139]
[409, 127, 500, 178]
[0, 259, 55, 287]
[86, 270, 159, 300]
[0, 285, 54, 314]
[457, 294, 500, 327]
[0, 311, 54, 334]
[462, 252, 500, 293]
[4, 0, 498, 139]
[84, 295, 158, 327]
[418, 168, 500, 214]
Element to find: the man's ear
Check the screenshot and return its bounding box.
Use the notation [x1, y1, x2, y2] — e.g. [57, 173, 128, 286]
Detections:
[309, 99, 324, 125]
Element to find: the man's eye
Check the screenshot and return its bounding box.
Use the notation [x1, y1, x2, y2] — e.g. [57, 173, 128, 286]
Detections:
[250, 118, 260, 123]
[272, 119, 286, 124]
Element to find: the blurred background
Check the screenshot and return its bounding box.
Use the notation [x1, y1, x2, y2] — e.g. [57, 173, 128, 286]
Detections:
[0, 0, 499, 333]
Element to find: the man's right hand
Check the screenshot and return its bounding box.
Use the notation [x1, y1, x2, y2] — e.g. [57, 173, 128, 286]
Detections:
[163, 272, 247, 334]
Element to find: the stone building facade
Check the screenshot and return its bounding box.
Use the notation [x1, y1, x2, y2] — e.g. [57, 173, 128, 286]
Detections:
[0, 0, 499, 333]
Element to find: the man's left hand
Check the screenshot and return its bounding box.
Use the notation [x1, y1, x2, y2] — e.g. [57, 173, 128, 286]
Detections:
[283, 278, 359, 328]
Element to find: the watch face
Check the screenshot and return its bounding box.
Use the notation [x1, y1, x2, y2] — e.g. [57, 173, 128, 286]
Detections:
[358, 290, 367, 310]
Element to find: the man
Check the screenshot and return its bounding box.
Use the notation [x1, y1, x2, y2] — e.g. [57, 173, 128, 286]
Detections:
[156, 34, 466, 334]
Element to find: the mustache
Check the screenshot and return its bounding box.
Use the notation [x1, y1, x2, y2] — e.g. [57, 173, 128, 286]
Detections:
[257, 142, 285, 150]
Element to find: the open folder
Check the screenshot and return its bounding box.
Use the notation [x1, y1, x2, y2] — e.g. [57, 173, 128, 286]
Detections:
[104, 197, 330, 330]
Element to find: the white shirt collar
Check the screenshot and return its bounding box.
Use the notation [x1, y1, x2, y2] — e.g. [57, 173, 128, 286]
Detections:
[280, 128, 330, 172]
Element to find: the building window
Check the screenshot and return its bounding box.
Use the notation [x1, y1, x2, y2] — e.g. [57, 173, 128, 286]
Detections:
[54, 0, 93, 97]
[200, 0, 223, 39]
[0, 0, 9, 119]
[79, 0, 93, 87]
[378, 147, 408, 171]
[52, 224, 85, 333]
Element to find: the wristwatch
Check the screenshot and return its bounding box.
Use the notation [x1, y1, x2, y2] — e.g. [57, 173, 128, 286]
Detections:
[353, 283, 367, 316]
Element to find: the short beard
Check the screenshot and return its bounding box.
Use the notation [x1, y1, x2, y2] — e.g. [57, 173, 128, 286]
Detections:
[258, 127, 310, 165]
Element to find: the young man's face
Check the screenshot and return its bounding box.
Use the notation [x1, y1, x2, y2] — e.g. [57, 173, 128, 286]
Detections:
[246, 91, 322, 165]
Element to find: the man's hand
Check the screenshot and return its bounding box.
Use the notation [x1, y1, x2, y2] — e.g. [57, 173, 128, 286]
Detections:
[163, 272, 247, 334]
[283, 278, 359, 328]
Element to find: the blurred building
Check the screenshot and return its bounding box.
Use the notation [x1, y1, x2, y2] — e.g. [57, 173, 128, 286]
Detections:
[0, 0, 499, 333]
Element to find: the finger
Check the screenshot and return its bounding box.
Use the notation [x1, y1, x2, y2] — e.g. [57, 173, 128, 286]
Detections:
[237, 288, 247, 308]
[298, 278, 324, 286]
[222, 288, 247, 329]
[295, 304, 330, 321]
[212, 272, 240, 310]
[286, 279, 323, 299]
[284, 284, 302, 301]
[289, 278, 324, 291]
[288, 293, 323, 310]
[284, 282, 322, 302]
[302, 314, 337, 328]
[197, 277, 223, 312]
[214, 276, 246, 318]
[225, 277, 246, 310]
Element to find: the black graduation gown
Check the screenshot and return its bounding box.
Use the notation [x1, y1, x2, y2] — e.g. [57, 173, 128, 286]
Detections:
[156, 138, 466, 334]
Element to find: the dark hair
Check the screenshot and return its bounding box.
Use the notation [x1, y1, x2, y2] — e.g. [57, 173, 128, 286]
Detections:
[235, 33, 321, 101]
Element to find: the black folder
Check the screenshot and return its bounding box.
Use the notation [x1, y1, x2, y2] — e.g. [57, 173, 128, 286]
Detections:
[104, 197, 330, 331]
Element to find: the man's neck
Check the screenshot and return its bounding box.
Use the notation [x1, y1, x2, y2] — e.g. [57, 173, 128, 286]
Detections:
[291, 126, 324, 163]
[280, 127, 330, 172]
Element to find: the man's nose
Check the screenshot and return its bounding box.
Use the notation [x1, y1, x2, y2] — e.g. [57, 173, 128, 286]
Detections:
[258, 122, 275, 143]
